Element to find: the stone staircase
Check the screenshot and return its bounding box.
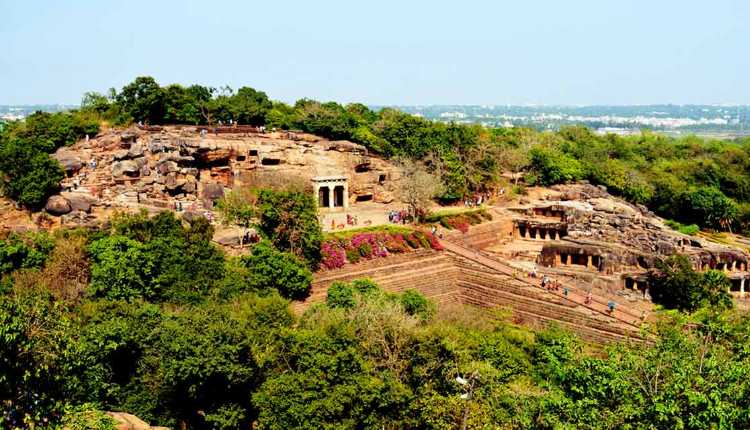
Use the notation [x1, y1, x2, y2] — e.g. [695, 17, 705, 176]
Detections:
[455, 257, 642, 344]
[294, 229, 649, 343]
[295, 249, 459, 312]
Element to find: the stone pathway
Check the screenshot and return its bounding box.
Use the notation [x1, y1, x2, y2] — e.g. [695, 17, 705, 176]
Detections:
[438, 236, 647, 329]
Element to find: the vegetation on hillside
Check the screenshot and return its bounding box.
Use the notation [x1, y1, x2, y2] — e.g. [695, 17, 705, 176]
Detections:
[2, 218, 750, 429]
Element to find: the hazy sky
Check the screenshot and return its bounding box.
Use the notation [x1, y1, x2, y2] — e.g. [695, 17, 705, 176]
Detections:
[1, 0, 748, 105]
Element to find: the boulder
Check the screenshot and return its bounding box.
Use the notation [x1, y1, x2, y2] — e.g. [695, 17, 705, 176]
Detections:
[327, 140, 366, 153]
[158, 161, 178, 175]
[128, 142, 145, 158]
[181, 210, 205, 223]
[106, 412, 152, 430]
[112, 160, 140, 177]
[373, 191, 395, 204]
[53, 151, 83, 174]
[113, 149, 130, 160]
[120, 129, 138, 143]
[45, 195, 72, 215]
[62, 192, 96, 213]
[214, 228, 242, 246]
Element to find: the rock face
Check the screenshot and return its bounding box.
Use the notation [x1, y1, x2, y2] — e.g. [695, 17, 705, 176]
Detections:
[46, 126, 407, 231]
[45, 195, 72, 215]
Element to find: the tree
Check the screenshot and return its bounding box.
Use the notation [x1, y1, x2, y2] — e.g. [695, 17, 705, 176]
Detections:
[682, 187, 738, 231]
[230, 87, 272, 125]
[0, 136, 64, 208]
[242, 242, 312, 300]
[87, 235, 155, 300]
[216, 188, 257, 243]
[396, 157, 444, 222]
[256, 189, 323, 268]
[116, 76, 165, 124]
[649, 255, 733, 312]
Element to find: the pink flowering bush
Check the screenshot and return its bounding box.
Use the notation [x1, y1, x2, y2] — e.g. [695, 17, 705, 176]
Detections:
[321, 241, 346, 269]
[319, 229, 442, 270]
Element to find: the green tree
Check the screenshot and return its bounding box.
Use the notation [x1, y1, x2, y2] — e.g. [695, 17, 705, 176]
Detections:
[650, 255, 733, 312]
[0, 136, 64, 208]
[230, 87, 272, 125]
[257, 189, 323, 268]
[87, 235, 155, 300]
[116, 76, 165, 124]
[243, 242, 312, 300]
[682, 186, 738, 231]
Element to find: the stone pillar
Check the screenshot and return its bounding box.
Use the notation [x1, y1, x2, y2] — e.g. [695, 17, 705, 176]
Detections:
[741, 278, 746, 298]
[587, 255, 593, 269]
[554, 230, 560, 240]
[328, 186, 335, 209]
[554, 253, 561, 266]
[343, 183, 349, 208]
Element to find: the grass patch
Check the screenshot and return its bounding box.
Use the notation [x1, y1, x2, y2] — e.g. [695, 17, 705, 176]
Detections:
[665, 219, 700, 236]
[323, 225, 415, 240]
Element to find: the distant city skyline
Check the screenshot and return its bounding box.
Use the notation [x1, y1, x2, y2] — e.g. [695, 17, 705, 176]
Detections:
[1, 0, 748, 106]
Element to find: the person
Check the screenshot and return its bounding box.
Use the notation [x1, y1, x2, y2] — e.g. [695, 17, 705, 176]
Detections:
[541, 275, 549, 289]
[431, 225, 437, 236]
[585, 291, 592, 305]
[563, 287, 569, 297]
[331, 218, 336, 230]
[607, 300, 616, 313]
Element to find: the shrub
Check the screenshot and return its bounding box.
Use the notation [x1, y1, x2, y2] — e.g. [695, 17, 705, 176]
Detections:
[649, 255, 733, 312]
[244, 242, 312, 300]
[351, 278, 379, 295]
[321, 241, 346, 270]
[400, 289, 435, 321]
[0, 231, 55, 275]
[326, 281, 356, 309]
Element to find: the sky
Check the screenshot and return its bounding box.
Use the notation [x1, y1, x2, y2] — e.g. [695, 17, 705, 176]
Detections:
[1, 0, 748, 106]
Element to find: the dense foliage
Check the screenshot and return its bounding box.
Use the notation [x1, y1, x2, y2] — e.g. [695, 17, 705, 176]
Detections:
[3, 232, 750, 429]
[256, 189, 323, 269]
[649, 254, 734, 312]
[0, 110, 99, 208]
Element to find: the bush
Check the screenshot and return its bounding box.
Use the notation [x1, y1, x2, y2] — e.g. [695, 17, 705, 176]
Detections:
[400, 289, 434, 321]
[0, 137, 64, 208]
[351, 278, 379, 295]
[244, 242, 312, 300]
[0, 231, 55, 275]
[529, 146, 585, 185]
[326, 281, 356, 309]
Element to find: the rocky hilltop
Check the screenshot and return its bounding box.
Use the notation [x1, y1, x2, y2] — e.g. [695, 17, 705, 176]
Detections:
[2, 125, 406, 236]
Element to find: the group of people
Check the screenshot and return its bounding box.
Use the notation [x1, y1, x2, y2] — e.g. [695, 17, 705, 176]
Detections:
[536, 272, 597, 308]
[540, 275, 562, 292]
[388, 209, 409, 224]
[346, 213, 359, 226]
